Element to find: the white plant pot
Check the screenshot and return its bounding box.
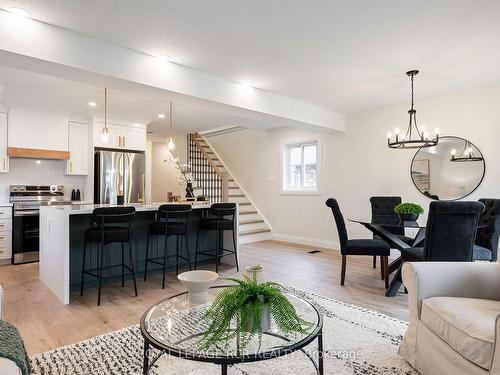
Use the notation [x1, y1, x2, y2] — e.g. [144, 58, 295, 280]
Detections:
[177, 270, 218, 305]
[244, 265, 264, 283]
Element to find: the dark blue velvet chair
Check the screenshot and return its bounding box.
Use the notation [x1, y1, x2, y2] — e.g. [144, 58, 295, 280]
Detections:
[326, 198, 390, 288]
[402, 201, 485, 262]
[474, 199, 500, 261]
[370, 196, 413, 273]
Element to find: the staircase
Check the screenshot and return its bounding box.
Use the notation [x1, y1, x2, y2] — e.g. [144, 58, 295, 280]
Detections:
[187, 133, 272, 244]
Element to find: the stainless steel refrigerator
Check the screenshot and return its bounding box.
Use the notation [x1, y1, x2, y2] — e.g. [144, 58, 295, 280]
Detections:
[94, 150, 146, 204]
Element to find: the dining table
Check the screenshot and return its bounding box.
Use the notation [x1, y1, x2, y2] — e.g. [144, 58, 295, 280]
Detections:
[349, 218, 426, 297]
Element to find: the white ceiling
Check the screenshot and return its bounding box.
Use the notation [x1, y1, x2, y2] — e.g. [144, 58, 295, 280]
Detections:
[0, 64, 280, 140]
[1, 0, 500, 114]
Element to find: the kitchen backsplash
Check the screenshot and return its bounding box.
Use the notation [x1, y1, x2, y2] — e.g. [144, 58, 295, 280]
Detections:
[0, 158, 86, 203]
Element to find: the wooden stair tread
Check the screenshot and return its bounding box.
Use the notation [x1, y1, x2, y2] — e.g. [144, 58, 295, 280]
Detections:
[228, 186, 240, 189]
[239, 211, 257, 215]
[238, 202, 251, 206]
[239, 219, 265, 225]
[229, 194, 245, 197]
[240, 228, 271, 236]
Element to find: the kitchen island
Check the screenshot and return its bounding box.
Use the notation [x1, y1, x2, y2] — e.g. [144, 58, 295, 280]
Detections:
[40, 202, 239, 304]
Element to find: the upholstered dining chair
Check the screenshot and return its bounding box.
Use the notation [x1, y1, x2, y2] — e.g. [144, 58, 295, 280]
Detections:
[402, 201, 485, 263]
[474, 198, 500, 262]
[370, 196, 413, 274]
[326, 198, 390, 288]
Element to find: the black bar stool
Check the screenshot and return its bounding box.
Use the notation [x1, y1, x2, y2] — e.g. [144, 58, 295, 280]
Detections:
[195, 203, 238, 273]
[80, 206, 137, 306]
[144, 204, 192, 288]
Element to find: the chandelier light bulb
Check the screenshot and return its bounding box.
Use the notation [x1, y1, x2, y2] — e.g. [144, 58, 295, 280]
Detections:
[451, 149, 456, 156]
[386, 132, 392, 139]
[394, 128, 400, 134]
[434, 128, 440, 135]
[420, 126, 426, 133]
[424, 132, 429, 139]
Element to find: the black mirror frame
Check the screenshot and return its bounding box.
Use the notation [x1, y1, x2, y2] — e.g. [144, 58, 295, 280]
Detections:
[410, 135, 486, 201]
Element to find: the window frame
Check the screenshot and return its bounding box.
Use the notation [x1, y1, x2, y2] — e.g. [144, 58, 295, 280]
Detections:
[281, 139, 321, 195]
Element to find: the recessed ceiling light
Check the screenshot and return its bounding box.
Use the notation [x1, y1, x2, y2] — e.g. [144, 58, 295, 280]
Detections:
[8, 7, 31, 17]
[158, 114, 165, 119]
[88, 101, 97, 107]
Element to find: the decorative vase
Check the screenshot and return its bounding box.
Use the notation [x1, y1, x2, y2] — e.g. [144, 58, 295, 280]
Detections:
[185, 182, 195, 198]
[399, 213, 419, 222]
[240, 302, 271, 333]
[177, 270, 218, 305]
[244, 265, 264, 283]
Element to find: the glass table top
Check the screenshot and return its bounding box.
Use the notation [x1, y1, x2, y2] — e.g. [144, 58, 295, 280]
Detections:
[141, 285, 322, 360]
[349, 218, 426, 229]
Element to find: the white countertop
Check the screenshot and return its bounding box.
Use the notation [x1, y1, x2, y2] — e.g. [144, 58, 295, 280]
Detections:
[0, 203, 13, 207]
[40, 201, 212, 215]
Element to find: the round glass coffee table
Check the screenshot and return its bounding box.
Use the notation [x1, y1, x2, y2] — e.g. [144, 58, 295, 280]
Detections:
[140, 286, 324, 375]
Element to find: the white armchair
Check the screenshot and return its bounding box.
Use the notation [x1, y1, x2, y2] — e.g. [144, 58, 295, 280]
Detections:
[399, 262, 500, 375]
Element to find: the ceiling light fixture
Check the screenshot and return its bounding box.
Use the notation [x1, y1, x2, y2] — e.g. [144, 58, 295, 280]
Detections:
[158, 113, 165, 119]
[88, 101, 97, 107]
[8, 7, 31, 17]
[387, 70, 439, 149]
[100, 88, 110, 144]
[450, 141, 483, 162]
[167, 101, 175, 151]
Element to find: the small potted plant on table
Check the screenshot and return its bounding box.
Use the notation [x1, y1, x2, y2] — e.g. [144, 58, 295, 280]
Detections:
[199, 271, 310, 351]
[394, 202, 424, 222]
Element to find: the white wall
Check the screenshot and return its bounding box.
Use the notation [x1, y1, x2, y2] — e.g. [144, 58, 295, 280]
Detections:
[0, 158, 86, 202]
[150, 132, 188, 202]
[209, 83, 500, 246]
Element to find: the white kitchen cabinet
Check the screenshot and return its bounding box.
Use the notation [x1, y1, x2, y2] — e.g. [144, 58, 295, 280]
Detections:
[66, 121, 89, 175]
[0, 112, 8, 173]
[121, 126, 147, 151]
[0, 206, 12, 262]
[93, 122, 146, 151]
[9, 107, 68, 152]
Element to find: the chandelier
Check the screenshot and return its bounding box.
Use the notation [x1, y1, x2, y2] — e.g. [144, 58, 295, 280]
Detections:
[387, 70, 439, 149]
[451, 141, 483, 162]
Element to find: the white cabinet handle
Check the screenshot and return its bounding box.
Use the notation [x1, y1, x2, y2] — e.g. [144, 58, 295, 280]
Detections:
[0, 236, 5, 240]
[123, 137, 126, 147]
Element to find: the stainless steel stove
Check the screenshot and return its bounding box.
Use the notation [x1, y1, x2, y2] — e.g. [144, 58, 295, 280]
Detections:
[10, 185, 71, 264]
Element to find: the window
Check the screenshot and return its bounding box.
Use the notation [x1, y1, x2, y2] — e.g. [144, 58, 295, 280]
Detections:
[282, 141, 320, 193]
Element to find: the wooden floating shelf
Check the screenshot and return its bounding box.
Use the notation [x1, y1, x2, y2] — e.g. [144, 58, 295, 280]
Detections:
[8, 147, 70, 160]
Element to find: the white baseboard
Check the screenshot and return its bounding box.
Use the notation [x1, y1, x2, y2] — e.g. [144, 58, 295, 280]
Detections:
[271, 233, 340, 252]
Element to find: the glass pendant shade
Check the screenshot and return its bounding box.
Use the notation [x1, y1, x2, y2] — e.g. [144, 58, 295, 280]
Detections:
[167, 136, 175, 151]
[101, 87, 110, 144]
[101, 127, 110, 144]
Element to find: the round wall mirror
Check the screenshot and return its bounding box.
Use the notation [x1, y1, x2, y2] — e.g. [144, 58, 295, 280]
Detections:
[410, 136, 485, 200]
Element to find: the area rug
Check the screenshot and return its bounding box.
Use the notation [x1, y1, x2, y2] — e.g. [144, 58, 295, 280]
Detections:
[30, 287, 416, 374]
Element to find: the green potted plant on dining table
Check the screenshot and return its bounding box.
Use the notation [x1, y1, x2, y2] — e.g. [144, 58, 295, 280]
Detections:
[394, 202, 424, 222]
[198, 270, 310, 351]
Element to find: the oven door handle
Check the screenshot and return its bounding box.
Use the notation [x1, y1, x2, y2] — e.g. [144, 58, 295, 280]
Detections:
[14, 210, 40, 216]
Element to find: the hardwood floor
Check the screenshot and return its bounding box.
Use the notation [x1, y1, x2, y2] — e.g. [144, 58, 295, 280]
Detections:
[0, 240, 408, 356]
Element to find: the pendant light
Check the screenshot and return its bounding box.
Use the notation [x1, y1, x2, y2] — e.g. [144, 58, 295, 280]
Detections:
[450, 140, 483, 162]
[100, 88, 110, 144]
[387, 70, 439, 149]
[167, 101, 175, 151]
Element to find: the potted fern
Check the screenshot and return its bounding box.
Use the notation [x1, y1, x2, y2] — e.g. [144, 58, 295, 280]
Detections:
[394, 202, 424, 221]
[198, 271, 310, 351]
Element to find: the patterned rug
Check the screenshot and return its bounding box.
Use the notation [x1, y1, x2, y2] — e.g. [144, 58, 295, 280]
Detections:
[30, 287, 416, 374]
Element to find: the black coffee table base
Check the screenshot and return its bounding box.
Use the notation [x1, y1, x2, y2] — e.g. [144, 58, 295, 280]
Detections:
[142, 329, 324, 375]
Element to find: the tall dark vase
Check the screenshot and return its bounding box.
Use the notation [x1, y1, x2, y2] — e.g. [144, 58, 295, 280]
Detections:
[185, 182, 195, 198]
